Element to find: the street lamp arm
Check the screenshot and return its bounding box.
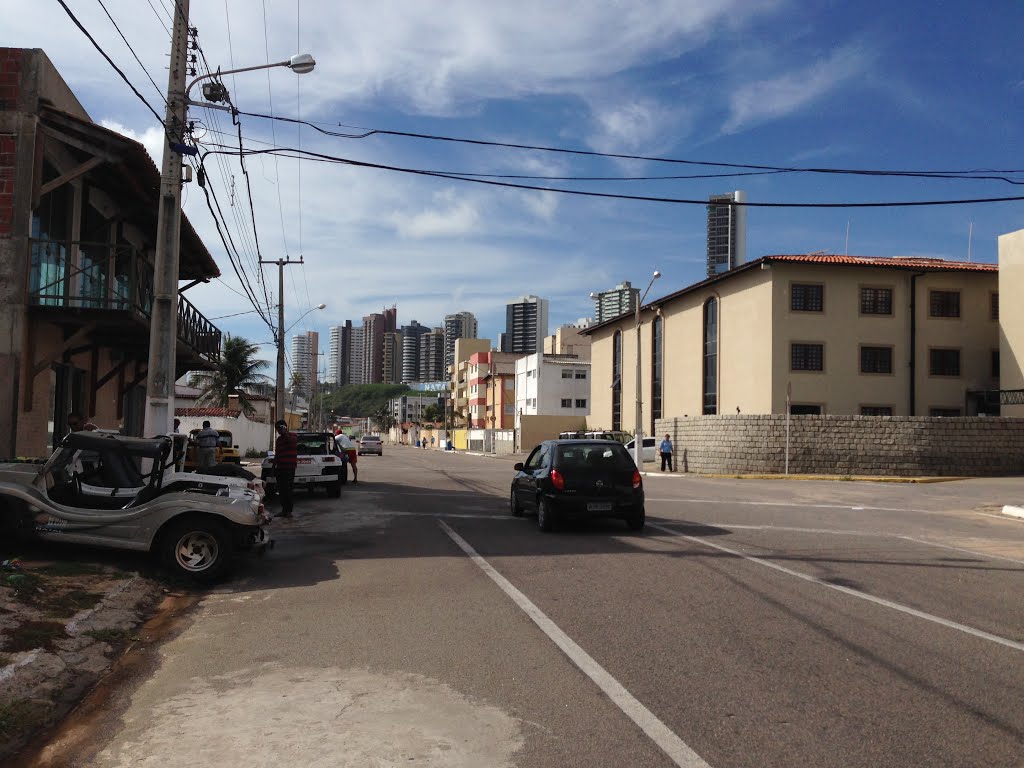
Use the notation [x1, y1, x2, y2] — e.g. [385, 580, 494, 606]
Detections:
[283, 303, 326, 336]
[634, 270, 661, 470]
[185, 54, 316, 98]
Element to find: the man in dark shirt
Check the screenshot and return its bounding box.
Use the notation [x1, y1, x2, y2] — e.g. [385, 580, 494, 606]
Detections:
[273, 419, 298, 518]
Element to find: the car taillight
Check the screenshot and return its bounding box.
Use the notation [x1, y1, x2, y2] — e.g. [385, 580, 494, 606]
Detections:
[551, 469, 565, 491]
[323, 456, 335, 462]
[632, 469, 642, 489]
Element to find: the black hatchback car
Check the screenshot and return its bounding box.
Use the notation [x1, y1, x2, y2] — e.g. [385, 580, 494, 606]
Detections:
[510, 440, 645, 532]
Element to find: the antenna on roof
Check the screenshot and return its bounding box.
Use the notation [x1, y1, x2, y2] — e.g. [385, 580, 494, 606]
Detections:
[806, 250, 830, 256]
[845, 221, 850, 257]
[968, 221, 974, 263]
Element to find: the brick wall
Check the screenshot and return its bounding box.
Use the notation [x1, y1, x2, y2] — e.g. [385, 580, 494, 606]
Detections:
[0, 49, 22, 237]
[655, 415, 1024, 477]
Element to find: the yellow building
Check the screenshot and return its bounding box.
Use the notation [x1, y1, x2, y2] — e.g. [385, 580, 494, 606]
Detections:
[584, 254, 1000, 434]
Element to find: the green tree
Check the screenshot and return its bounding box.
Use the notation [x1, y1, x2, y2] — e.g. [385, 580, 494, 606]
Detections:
[188, 335, 270, 418]
[422, 403, 444, 424]
[373, 405, 397, 432]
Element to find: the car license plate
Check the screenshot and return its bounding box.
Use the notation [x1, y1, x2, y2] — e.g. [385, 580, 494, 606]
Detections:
[587, 502, 613, 512]
[298, 458, 312, 464]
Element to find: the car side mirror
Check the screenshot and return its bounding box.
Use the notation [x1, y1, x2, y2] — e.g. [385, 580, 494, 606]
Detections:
[513, 462, 524, 471]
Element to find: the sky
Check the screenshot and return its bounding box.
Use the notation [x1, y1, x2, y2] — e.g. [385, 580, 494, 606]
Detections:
[4, 0, 1024, 368]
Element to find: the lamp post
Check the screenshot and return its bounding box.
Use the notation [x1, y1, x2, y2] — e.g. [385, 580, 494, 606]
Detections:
[142, 7, 316, 437]
[632, 271, 661, 469]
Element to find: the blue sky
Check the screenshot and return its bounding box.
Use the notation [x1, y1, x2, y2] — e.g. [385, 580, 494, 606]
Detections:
[4, 0, 1023, 362]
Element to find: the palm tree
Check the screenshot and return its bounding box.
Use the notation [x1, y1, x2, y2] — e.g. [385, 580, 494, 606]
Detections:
[189, 334, 270, 418]
[373, 405, 397, 433]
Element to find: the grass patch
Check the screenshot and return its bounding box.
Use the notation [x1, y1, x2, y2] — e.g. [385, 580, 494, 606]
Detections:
[3, 620, 67, 652]
[0, 699, 49, 742]
[83, 627, 136, 644]
[43, 590, 104, 619]
[36, 562, 104, 577]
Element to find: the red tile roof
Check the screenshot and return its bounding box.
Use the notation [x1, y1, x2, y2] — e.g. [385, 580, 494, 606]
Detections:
[762, 254, 996, 271]
[175, 407, 241, 418]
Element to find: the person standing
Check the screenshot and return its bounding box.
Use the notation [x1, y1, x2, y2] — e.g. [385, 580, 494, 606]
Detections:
[173, 418, 181, 433]
[659, 434, 674, 472]
[274, 420, 298, 517]
[195, 420, 220, 470]
[336, 433, 357, 483]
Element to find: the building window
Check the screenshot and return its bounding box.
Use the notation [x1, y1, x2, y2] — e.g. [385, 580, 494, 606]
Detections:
[860, 406, 893, 416]
[929, 290, 960, 318]
[575, 370, 587, 379]
[791, 343, 824, 371]
[575, 399, 587, 408]
[860, 346, 893, 374]
[703, 298, 718, 414]
[991, 293, 999, 321]
[860, 287, 893, 315]
[992, 350, 1000, 379]
[790, 404, 822, 415]
[561, 398, 572, 408]
[929, 349, 960, 377]
[651, 315, 663, 429]
[561, 369, 573, 379]
[791, 284, 824, 312]
[929, 407, 961, 417]
[612, 330, 622, 430]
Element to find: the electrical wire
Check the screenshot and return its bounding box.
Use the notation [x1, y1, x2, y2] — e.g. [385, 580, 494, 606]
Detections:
[201, 145, 1024, 209]
[95, 0, 166, 105]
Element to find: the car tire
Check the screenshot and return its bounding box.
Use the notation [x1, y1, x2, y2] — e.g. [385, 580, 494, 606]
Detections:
[327, 479, 342, 498]
[537, 496, 556, 532]
[626, 507, 646, 532]
[510, 489, 523, 517]
[159, 517, 233, 584]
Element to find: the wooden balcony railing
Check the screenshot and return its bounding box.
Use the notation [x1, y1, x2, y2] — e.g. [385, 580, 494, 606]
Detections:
[28, 238, 220, 363]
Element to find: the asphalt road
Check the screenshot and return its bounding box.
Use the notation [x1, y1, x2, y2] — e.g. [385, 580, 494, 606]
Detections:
[30, 447, 1024, 767]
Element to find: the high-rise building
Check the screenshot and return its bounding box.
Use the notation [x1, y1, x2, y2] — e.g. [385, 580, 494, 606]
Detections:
[500, 295, 549, 355]
[360, 306, 398, 384]
[400, 320, 430, 382]
[706, 190, 747, 278]
[290, 330, 319, 399]
[349, 327, 365, 385]
[382, 332, 402, 384]
[419, 328, 446, 382]
[592, 281, 639, 323]
[443, 311, 478, 372]
[327, 321, 353, 386]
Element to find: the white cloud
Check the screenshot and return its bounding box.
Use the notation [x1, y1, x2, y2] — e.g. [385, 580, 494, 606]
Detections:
[390, 189, 481, 238]
[723, 46, 870, 133]
[98, 120, 165, 164]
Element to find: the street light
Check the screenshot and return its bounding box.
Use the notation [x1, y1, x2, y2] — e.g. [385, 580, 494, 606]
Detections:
[633, 271, 661, 468]
[142, 16, 316, 437]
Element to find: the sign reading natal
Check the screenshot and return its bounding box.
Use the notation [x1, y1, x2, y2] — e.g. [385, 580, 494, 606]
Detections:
[411, 382, 449, 393]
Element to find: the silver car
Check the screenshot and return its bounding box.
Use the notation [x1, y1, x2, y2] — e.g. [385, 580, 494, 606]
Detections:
[358, 434, 383, 456]
[0, 432, 271, 583]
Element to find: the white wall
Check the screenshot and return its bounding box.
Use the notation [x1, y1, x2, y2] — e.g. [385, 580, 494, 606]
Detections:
[176, 414, 273, 456]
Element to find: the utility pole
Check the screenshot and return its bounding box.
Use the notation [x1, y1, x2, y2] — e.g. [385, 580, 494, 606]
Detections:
[143, 0, 190, 436]
[260, 256, 303, 426]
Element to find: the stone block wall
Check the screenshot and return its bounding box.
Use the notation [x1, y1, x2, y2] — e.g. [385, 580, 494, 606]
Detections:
[655, 415, 1024, 477]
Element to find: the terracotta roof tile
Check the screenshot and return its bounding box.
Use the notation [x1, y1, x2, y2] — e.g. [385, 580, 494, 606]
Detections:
[763, 254, 996, 271]
[174, 407, 242, 418]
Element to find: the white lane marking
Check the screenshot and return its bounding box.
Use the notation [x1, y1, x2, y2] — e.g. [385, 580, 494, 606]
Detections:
[649, 523, 1024, 653]
[698, 524, 1024, 566]
[439, 520, 711, 768]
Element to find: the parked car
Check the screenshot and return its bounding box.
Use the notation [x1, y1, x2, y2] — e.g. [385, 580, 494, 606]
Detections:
[510, 439, 644, 532]
[0, 432, 271, 582]
[624, 437, 658, 463]
[261, 432, 346, 498]
[358, 434, 383, 456]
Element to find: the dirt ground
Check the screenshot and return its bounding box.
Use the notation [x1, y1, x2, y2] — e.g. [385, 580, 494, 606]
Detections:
[0, 556, 165, 761]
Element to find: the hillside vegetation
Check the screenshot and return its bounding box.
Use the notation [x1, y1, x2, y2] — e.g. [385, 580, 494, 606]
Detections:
[318, 384, 418, 418]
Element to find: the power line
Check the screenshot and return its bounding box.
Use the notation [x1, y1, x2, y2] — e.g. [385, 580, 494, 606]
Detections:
[233, 109, 1024, 184]
[201, 145, 1024, 209]
[95, 0, 166, 105]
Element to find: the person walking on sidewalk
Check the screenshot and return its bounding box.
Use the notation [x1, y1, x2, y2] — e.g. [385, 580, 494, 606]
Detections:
[273, 420, 298, 517]
[659, 434, 674, 472]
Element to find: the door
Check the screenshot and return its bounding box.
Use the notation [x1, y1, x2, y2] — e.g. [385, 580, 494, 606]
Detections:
[515, 444, 549, 511]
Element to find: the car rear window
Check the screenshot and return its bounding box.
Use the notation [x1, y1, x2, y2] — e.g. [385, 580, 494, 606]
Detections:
[556, 443, 634, 471]
[362, 436, 381, 442]
[296, 435, 331, 455]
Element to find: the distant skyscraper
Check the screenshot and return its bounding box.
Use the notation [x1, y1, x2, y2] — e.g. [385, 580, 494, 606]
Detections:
[327, 321, 353, 386]
[359, 306, 398, 383]
[500, 295, 549, 355]
[420, 328, 446, 382]
[400, 320, 430, 382]
[707, 190, 747, 278]
[592, 281, 640, 323]
[290, 330, 318, 398]
[444, 311, 478, 372]
[349, 327, 365, 385]
[382, 332, 402, 384]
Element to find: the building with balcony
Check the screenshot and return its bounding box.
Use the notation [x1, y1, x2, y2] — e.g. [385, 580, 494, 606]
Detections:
[592, 281, 639, 323]
[499, 295, 548, 355]
[514, 353, 591, 423]
[326, 321, 353, 386]
[466, 350, 520, 429]
[449, 337, 490, 427]
[290, 331, 318, 399]
[400, 320, 430, 382]
[420, 328, 447, 384]
[707, 190, 747, 278]
[443, 311, 477, 373]
[0, 49, 222, 457]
